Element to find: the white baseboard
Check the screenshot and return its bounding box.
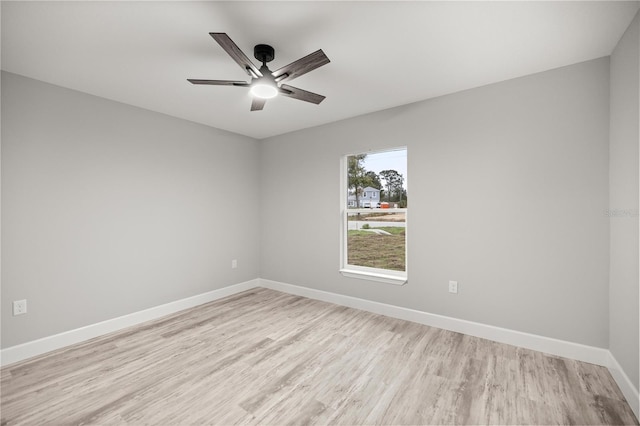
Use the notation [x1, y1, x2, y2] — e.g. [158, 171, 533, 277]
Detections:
[259, 278, 610, 366]
[607, 352, 640, 419]
[0, 278, 613, 369]
[0, 279, 259, 367]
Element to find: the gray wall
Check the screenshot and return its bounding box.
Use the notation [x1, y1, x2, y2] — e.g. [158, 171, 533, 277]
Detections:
[1, 72, 260, 348]
[260, 58, 611, 348]
[609, 11, 640, 390]
[1, 51, 628, 367]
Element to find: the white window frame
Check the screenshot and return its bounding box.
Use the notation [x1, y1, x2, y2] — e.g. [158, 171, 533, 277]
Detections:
[339, 149, 408, 285]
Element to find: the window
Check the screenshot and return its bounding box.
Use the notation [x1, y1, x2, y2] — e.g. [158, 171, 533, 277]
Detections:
[340, 148, 407, 285]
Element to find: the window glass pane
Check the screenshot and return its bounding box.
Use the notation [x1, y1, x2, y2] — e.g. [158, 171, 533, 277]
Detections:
[347, 211, 406, 271]
[346, 150, 407, 210]
[344, 148, 407, 278]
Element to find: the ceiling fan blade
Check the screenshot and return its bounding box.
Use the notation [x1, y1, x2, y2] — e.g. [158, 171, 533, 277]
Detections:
[279, 84, 326, 105]
[209, 33, 262, 78]
[251, 98, 266, 111]
[272, 49, 330, 83]
[187, 79, 249, 87]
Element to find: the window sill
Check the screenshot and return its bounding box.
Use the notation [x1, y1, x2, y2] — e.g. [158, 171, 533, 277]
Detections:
[339, 269, 407, 286]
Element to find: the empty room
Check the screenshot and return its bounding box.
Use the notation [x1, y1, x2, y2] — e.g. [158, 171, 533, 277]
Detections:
[1, 1, 639, 424]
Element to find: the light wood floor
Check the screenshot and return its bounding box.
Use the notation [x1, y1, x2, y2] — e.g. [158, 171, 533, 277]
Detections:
[1, 288, 638, 425]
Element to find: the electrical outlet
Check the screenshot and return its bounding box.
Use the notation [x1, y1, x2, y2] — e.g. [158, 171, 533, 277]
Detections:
[13, 299, 27, 316]
[448, 281, 458, 294]
[231, 259, 238, 269]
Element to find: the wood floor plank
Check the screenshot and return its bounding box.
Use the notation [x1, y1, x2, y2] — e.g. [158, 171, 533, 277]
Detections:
[1, 288, 638, 425]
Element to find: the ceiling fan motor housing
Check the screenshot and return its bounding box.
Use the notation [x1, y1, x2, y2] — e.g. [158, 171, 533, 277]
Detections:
[254, 44, 275, 64]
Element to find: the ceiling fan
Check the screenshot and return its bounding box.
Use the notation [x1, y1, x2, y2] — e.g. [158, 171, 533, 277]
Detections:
[188, 33, 330, 111]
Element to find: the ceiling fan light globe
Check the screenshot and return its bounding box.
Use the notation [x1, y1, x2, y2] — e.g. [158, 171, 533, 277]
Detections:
[250, 84, 278, 99]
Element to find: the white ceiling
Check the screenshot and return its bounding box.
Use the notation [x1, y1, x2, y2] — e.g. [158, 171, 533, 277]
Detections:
[2, 1, 639, 139]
